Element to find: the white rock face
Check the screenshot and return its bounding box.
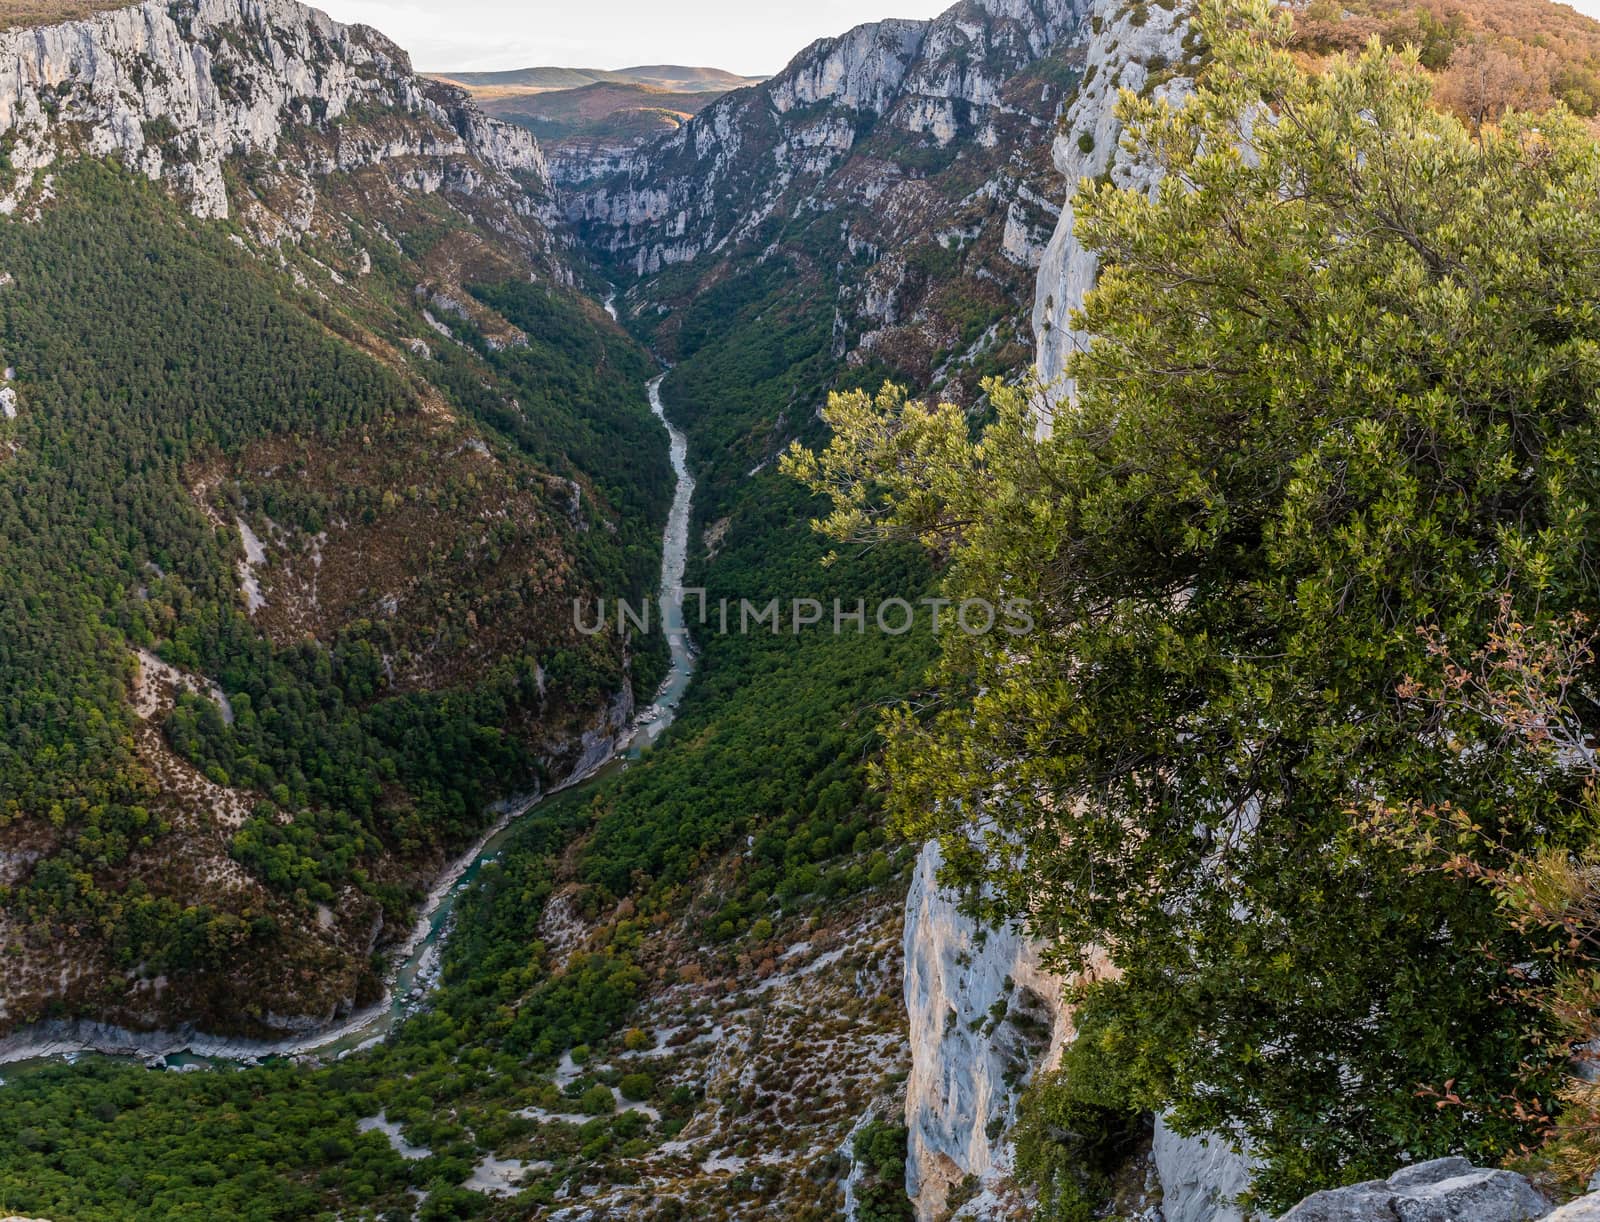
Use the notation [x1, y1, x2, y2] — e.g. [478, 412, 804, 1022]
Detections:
[1154, 1114, 1257, 1222]
[770, 18, 928, 115]
[902, 841, 1075, 1220]
[566, 0, 1088, 273]
[0, 0, 547, 220]
[1032, 0, 1196, 398]
[902, 843, 1261, 1222]
[1001, 199, 1051, 267]
[906, 6, 1257, 1220]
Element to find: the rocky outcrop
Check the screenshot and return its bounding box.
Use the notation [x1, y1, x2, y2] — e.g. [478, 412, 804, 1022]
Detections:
[900, 844, 1262, 1222]
[1276, 1158, 1551, 1221]
[1550, 1195, 1600, 1220]
[1032, 0, 1197, 396]
[1154, 1115, 1257, 1222]
[565, 0, 1088, 277]
[770, 19, 928, 117]
[902, 842, 1076, 1220]
[0, 0, 547, 223]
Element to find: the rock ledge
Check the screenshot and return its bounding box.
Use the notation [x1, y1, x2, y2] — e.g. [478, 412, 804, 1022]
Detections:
[1279, 1157, 1550, 1221]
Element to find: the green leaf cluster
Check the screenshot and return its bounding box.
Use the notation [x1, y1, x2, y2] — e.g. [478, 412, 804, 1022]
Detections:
[792, 0, 1600, 1202]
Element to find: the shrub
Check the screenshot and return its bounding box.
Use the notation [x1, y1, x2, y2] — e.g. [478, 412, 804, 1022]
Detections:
[579, 1084, 616, 1115]
[622, 1028, 651, 1052]
[619, 1073, 655, 1102]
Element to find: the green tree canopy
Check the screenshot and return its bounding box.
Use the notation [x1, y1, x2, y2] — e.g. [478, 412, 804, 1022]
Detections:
[788, 0, 1600, 1204]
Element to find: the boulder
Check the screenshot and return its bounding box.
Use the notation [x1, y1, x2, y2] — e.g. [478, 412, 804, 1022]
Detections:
[1548, 1195, 1600, 1220]
[1278, 1158, 1550, 1221]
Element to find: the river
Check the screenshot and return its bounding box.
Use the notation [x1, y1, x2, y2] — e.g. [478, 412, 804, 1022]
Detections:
[0, 364, 697, 1074]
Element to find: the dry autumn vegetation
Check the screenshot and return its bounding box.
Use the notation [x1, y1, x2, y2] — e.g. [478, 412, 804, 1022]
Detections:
[1291, 0, 1600, 120]
[0, 0, 133, 32]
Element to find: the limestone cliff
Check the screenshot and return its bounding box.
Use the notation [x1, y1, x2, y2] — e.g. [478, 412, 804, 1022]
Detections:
[0, 0, 548, 235]
[901, 847, 1257, 1221]
[1032, 0, 1196, 391]
[903, 842, 1075, 1219]
[896, 2, 1261, 1218]
[565, 0, 1088, 279]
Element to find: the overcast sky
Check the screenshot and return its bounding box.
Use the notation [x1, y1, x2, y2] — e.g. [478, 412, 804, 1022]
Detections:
[313, 0, 1600, 75]
[311, 1, 959, 75]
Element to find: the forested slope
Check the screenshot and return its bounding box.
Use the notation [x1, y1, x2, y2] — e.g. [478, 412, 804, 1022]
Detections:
[0, 137, 942, 1222]
[10, 0, 1600, 1219]
[0, 153, 668, 1036]
[0, 0, 673, 1037]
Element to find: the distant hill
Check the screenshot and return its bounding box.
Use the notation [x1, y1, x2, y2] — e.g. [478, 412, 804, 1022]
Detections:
[471, 80, 725, 145]
[430, 65, 768, 167]
[427, 64, 766, 94]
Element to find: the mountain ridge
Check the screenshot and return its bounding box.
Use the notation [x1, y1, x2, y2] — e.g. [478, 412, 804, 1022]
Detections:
[428, 64, 767, 93]
[0, 0, 549, 228]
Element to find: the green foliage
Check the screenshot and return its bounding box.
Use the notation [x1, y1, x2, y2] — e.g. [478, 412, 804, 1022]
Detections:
[852, 1121, 915, 1222]
[790, 0, 1600, 1206]
[621, 1027, 650, 1052]
[661, 249, 839, 521]
[578, 1083, 616, 1115]
[0, 164, 391, 958]
[1013, 992, 1170, 1220]
[618, 1073, 654, 1102]
[577, 471, 933, 915]
[0, 161, 665, 980]
[0, 1059, 418, 1219]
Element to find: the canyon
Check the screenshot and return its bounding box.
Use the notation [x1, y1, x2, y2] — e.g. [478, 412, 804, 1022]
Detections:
[0, 0, 1594, 1218]
[0, 0, 1311, 1215]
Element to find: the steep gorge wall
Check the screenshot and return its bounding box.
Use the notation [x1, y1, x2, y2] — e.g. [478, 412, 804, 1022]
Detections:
[903, 842, 1255, 1222]
[564, 0, 1089, 277]
[0, 0, 547, 223]
[900, 2, 1258, 1219]
[903, 843, 1075, 1219]
[1033, 0, 1195, 389]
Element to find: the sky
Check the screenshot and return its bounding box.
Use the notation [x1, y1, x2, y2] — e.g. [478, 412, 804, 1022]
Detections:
[310, 1, 958, 75]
